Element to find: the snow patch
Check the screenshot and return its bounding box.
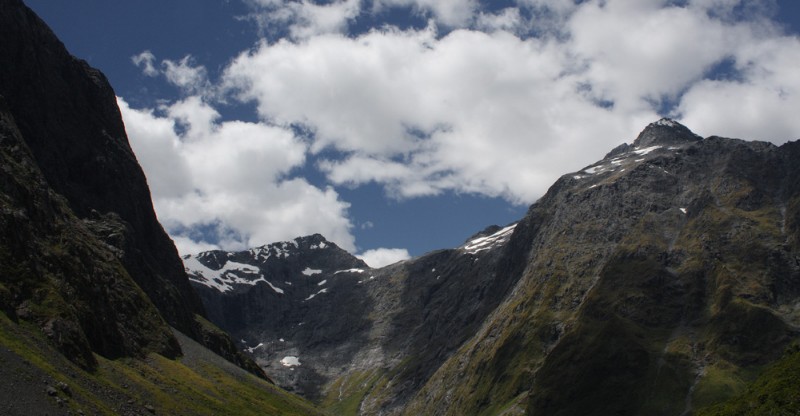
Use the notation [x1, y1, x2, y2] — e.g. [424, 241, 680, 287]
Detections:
[317, 279, 327, 286]
[184, 257, 266, 293]
[463, 224, 517, 255]
[262, 279, 284, 294]
[655, 119, 677, 127]
[302, 267, 322, 276]
[680, 208, 687, 214]
[335, 268, 364, 274]
[583, 165, 602, 174]
[633, 145, 662, 156]
[244, 343, 263, 354]
[280, 356, 301, 367]
[304, 288, 329, 301]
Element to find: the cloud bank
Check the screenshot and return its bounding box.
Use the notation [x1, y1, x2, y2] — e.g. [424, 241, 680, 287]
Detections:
[122, 0, 800, 256]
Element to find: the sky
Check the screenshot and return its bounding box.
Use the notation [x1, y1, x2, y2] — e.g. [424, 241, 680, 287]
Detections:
[26, 0, 800, 267]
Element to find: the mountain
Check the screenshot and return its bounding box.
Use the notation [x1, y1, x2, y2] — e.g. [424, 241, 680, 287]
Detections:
[189, 119, 800, 415]
[185, 224, 522, 412]
[0, 1, 323, 414]
[408, 119, 800, 416]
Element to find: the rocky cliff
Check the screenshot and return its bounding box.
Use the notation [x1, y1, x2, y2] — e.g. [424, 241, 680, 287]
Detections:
[191, 119, 800, 415]
[0, 0, 265, 385]
[0, 0, 205, 344]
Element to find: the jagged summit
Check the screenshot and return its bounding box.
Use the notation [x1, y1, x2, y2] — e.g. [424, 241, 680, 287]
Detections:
[604, 118, 702, 159]
[184, 234, 368, 294]
[633, 117, 703, 147]
[582, 118, 704, 179]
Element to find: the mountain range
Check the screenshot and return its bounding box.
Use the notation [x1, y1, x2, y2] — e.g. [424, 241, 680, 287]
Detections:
[185, 117, 800, 415]
[2, 0, 800, 415]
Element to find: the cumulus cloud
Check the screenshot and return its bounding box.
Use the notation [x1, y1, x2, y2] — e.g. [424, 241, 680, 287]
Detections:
[357, 247, 411, 268]
[222, 24, 655, 203]
[119, 96, 356, 255]
[124, 0, 800, 256]
[245, 0, 361, 39]
[220, 0, 799, 206]
[677, 34, 800, 141]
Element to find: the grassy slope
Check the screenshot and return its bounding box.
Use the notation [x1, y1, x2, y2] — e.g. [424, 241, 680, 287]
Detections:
[696, 347, 800, 415]
[0, 311, 326, 416]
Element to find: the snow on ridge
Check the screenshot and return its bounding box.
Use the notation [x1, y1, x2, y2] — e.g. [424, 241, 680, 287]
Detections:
[579, 145, 668, 178]
[302, 267, 322, 276]
[632, 145, 662, 156]
[463, 224, 517, 255]
[654, 118, 677, 127]
[184, 256, 283, 294]
[335, 268, 364, 274]
[304, 288, 328, 301]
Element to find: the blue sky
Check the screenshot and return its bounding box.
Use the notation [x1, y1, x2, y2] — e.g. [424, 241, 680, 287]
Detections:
[26, 0, 800, 266]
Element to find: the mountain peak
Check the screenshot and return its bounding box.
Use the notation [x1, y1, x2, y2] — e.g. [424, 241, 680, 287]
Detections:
[632, 117, 702, 148]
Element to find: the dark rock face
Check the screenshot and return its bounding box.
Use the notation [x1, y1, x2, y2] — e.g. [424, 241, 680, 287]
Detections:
[0, 0, 204, 339]
[0, 0, 265, 380]
[0, 86, 179, 368]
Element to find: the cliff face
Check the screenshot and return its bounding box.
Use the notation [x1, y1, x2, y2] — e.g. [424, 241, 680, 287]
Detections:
[0, 94, 180, 369]
[0, 0, 204, 340]
[0, 0, 267, 381]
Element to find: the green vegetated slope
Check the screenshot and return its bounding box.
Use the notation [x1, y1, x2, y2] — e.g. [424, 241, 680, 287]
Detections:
[404, 126, 800, 415]
[0, 311, 325, 416]
[695, 345, 800, 415]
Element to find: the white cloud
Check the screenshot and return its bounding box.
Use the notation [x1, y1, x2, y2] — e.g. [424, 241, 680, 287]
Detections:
[131, 50, 159, 77]
[677, 34, 800, 141]
[222, 25, 656, 203]
[131, 51, 212, 96]
[567, 1, 742, 112]
[119, 96, 356, 255]
[171, 236, 221, 257]
[375, 0, 479, 27]
[475, 8, 523, 33]
[245, 0, 361, 39]
[219, 0, 798, 207]
[357, 247, 411, 268]
[125, 0, 800, 256]
[161, 56, 210, 94]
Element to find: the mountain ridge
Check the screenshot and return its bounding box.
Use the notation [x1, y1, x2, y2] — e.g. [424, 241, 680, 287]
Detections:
[188, 118, 800, 415]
